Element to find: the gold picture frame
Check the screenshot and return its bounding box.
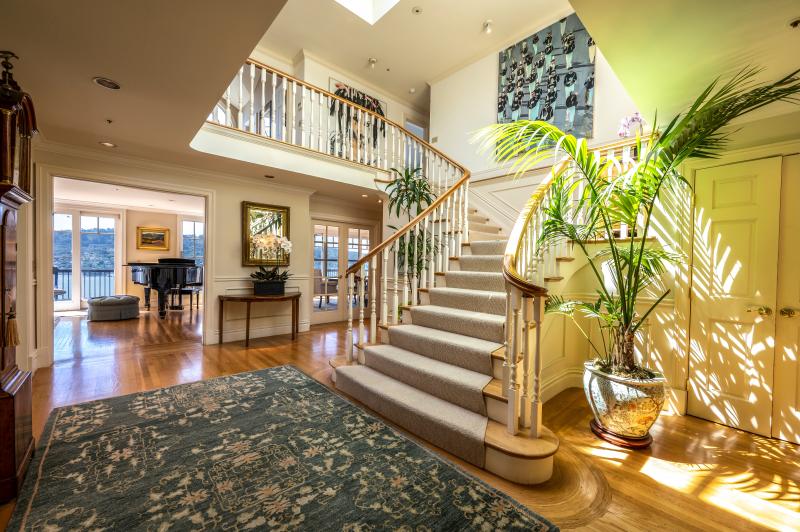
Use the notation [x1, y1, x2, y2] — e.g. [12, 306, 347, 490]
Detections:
[136, 226, 170, 251]
[242, 201, 290, 266]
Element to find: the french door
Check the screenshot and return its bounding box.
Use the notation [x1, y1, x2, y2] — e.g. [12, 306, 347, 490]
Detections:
[311, 221, 371, 324]
[689, 155, 800, 444]
[53, 210, 122, 311]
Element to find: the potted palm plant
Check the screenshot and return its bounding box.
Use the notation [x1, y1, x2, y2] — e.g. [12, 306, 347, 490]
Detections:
[477, 68, 800, 447]
[385, 167, 437, 299]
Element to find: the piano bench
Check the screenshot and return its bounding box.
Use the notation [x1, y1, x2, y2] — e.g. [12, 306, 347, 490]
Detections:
[87, 295, 140, 321]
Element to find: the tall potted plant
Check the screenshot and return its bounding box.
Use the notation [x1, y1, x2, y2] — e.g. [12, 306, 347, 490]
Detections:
[385, 166, 438, 289]
[477, 68, 800, 447]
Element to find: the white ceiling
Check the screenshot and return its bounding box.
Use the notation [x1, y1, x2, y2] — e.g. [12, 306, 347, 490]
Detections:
[572, 0, 800, 124]
[259, 0, 573, 111]
[54, 177, 206, 215]
[1, 0, 382, 210]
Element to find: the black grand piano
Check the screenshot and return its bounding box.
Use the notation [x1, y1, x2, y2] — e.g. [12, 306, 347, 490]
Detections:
[127, 258, 203, 318]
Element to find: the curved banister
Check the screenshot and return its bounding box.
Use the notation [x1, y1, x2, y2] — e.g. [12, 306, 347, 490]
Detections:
[502, 137, 642, 296]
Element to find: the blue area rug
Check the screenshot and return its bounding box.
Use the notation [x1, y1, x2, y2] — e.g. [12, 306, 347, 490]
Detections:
[9, 366, 558, 531]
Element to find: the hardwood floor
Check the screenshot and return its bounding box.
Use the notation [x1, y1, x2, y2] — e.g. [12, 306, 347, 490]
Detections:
[3, 308, 798, 530]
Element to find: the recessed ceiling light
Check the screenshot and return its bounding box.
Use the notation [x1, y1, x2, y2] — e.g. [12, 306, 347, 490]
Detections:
[412, 6, 422, 15]
[409, 88, 416, 94]
[263, 174, 275, 179]
[368, 58, 378, 69]
[93, 77, 121, 90]
[483, 20, 493, 35]
[378, 199, 383, 203]
[98, 141, 117, 148]
[361, 194, 368, 198]
[168, 199, 175, 202]
[790, 17, 800, 29]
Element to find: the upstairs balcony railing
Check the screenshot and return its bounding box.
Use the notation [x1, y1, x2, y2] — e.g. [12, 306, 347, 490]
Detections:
[208, 59, 430, 174]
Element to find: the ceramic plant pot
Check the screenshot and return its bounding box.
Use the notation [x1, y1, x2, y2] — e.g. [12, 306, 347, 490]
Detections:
[583, 361, 666, 448]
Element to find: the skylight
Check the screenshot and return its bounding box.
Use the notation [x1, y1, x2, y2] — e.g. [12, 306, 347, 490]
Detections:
[334, 0, 400, 25]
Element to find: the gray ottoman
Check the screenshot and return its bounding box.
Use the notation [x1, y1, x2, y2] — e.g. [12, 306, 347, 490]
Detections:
[87, 295, 140, 321]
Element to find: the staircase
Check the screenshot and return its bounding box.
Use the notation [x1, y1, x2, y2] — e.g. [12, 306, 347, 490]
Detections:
[208, 60, 563, 485]
[332, 209, 558, 485]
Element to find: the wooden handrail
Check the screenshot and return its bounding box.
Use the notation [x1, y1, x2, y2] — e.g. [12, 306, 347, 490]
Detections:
[346, 166, 469, 275]
[246, 58, 457, 163]
[502, 137, 641, 296]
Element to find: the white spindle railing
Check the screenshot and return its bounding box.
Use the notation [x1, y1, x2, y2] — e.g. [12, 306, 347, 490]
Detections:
[502, 136, 645, 437]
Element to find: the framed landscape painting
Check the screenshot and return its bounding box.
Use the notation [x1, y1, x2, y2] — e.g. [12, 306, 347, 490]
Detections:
[136, 227, 170, 251]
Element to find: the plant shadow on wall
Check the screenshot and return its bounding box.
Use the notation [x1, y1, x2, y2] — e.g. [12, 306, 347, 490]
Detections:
[385, 167, 439, 306]
[475, 67, 800, 448]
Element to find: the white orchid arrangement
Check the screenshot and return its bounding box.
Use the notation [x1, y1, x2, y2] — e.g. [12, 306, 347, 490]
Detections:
[251, 233, 292, 259]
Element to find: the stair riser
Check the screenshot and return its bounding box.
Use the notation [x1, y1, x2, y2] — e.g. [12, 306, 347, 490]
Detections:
[409, 308, 504, 344]
[469, 230, 504, 242]
[486, 396, 507, 424]
[469, 222, 502, 234]
[388, 327, 496, 375]
[364, 349, 488, 415]
[469, 241, 507, 255]
[445, 272, 506, 292]
[455, 255, 504, 273]
[428, 290, 505, 316]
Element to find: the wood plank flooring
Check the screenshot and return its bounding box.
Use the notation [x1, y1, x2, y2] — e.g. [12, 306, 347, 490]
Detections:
[2, 308, 798, 530]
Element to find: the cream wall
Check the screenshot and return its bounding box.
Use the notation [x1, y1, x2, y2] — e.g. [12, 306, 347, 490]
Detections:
[429, 49, 638, 175]
[124, 209, 179, 303]
[27, 142, 316, 371]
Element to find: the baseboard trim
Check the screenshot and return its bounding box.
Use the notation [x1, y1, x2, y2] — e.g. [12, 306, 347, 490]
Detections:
[209, 321, 311, 345]
[540, 367, 583, 403]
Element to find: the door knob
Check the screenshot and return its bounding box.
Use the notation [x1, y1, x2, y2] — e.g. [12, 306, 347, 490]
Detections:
[746, 305, 773, 317]
[780, 307, 799, 318]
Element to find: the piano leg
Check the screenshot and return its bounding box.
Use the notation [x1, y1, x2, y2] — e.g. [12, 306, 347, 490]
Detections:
[156, 290, 168, 319]
[144, 287, 151, 310]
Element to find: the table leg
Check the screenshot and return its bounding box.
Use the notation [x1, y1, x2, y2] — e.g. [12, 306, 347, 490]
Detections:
[292, 299, 297, 340]
[218, 299, 224, 344]
[245, 302, 251, 347]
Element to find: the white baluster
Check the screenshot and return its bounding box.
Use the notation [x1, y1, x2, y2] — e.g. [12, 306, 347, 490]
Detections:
[393, 244, 400, 324]
[381, 248, 388, 327]
[370, 257, 377, 342]
[421, 216, 428, 291]
[531, 295, 544, 437]
[358, 270, 365, 347]
[383, 119, 388, 170]
[346, 273, 354, 362]
[463, 180, 470, 245]
[290, 80, 296, 145]
[259, 67, 266, 135]
[308, 89, 315, 150]
[455, 183, 463, 256]
[249, 63, 255, 133]
[503, 289, 511, 397]
[507, 287, 521, 434]
[238, 67, 244, 129]
[281, 76, 287, 142]
[411, 222, 418, 305]
[520, 295, 533, 428]
[402, 232, 409, 305]
[270, 71, 276, 139]
[224, 85, 231, 126]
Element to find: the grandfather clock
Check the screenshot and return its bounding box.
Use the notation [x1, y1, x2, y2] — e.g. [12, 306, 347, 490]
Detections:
[0, 51, 36, 502]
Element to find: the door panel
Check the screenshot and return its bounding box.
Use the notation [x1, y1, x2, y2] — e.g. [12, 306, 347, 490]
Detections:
[688, 157, 781, 436]
[773, 155, 800, 444]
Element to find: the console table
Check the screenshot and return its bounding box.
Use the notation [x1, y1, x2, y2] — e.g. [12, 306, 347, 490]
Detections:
[218, 293, 301, 346]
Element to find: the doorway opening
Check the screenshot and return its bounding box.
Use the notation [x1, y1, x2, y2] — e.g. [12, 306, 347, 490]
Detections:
[52, 177, 207, 363]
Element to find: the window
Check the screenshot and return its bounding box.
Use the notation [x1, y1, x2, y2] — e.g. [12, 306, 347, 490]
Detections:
[182, 220, 205, 266]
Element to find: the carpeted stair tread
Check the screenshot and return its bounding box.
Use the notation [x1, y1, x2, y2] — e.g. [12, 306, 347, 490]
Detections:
[457, 254, 504, 272]
[388, 324, 499, 375]
[363, 344, 491, 415]
[469, 240, 507, 255]
[410, 305, 505, 343]
[469, 230, 504, 242]
[444, 271, 505, 292]
[468, 221, 502, 234]
[427, 287, 506, 316]
[336, 365, 488, 467]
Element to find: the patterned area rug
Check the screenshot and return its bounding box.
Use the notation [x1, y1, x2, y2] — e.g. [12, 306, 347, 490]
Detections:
[9, 366, 558, 531]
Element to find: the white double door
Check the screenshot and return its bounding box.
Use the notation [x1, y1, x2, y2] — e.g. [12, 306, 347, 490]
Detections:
[689, 155, 800, 444]
[311, 221, 372, 325]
